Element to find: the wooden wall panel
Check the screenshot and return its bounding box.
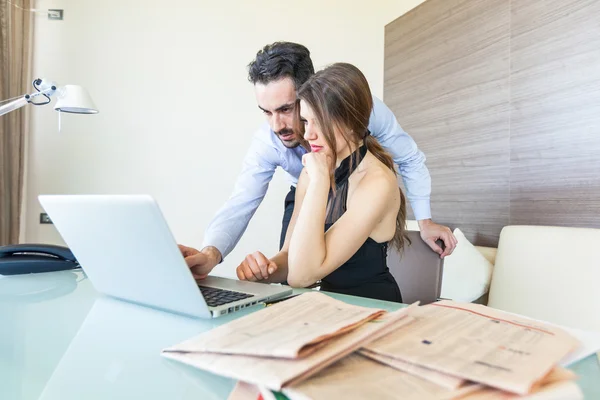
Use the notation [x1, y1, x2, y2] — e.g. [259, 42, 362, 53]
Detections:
[385, 0, 600, 247]
[385, 0, 511, 246]
[509, 0, 600, 227]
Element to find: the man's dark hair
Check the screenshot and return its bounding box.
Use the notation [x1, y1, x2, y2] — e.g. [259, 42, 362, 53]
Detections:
[247, 42, 315, 89]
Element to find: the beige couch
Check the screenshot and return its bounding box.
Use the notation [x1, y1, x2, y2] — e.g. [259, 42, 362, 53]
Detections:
[487, 225, 600, 332]
[408, 221, 600, 331]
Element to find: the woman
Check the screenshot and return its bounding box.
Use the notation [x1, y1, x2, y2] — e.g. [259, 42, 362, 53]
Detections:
[236, 62, 408, 302]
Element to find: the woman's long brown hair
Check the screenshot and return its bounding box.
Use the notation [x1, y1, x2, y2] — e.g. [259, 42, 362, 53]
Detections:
[296, 62, 408, 251]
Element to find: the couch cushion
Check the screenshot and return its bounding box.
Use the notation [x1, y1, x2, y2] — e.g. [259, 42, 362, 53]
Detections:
[487, 225, 600, 331]
[440, 228, 494, 302]
[474, 246, 497, 265]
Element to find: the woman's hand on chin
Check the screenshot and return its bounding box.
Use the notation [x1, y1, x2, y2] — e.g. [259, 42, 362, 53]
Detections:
[302, 152, 331, 185]
[236, 251, 278, 282]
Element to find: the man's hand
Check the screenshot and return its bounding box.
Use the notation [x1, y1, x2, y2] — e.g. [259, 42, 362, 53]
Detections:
[178, 245, 222, 279]
[417, 219, 458, 258]
[236, 251, 278, 282]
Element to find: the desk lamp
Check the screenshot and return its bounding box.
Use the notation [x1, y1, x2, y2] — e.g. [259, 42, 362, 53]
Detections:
[0, 78, 98, 275]
[0, 78, 98, 116]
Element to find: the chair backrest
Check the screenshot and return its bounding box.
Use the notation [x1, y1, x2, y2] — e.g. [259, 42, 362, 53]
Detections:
[488, 225, 600, 332]
[387, 231, 444, 305]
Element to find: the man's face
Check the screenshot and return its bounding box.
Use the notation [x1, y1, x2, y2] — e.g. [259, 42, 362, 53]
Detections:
[254, 77, 301, 148]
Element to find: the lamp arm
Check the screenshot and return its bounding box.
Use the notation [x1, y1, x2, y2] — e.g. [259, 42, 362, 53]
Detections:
[0, 86, 56, 117]
[0, 97, 29, 117]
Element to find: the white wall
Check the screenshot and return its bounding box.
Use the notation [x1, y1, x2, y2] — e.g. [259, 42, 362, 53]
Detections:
[25, 0, 426, 278]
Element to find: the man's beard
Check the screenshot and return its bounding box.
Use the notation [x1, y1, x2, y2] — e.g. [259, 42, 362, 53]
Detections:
[276, 129, 301, 148]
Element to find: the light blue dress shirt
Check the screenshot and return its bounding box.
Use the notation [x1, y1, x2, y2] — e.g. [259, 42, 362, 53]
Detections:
[202, 96, 432, 259]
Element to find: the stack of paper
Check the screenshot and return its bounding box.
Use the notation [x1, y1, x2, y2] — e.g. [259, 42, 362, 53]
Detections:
[162, 292, 415, 390]
[361, 301, 580, 395]
[281, 300, 583, 400]
[282, 358, 580, 400]
[162, 294, 585, 400]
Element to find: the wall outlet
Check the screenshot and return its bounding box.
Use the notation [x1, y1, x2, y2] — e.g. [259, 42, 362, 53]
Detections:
[48, 9, 63, 20]
[40, 213, 53, 224]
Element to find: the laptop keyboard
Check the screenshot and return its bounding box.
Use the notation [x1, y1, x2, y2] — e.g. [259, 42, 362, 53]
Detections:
[198, 286, 254, 307]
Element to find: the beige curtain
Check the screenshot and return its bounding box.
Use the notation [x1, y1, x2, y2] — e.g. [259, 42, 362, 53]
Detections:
[0, 0, 32, 245]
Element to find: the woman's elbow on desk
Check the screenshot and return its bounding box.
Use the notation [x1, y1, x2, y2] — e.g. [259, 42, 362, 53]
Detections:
[286, 261, 322, 288]
[286, 268, 318, 288]
[287, 275, 317, 288]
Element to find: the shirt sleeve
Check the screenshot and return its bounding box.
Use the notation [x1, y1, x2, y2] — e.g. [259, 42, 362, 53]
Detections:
[368, 96, 432, 220]
[202, 135, 279, 259]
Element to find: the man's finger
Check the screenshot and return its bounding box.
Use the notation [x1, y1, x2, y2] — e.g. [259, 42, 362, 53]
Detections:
[449, 231, 458, 247]
[178, 244, 193, 257]
[186, 252, 208, 269]
[425, 237, 443, 256]
[447, 230, 458, 247]
[440, 244, 452, 258]
[191, 266, 209, 279]
[440, 233, 456, 258]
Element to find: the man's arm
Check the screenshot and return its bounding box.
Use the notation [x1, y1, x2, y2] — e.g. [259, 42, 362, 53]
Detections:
[181, 132, 280, 278]
[201, 135, 279, 260]
[368, 96, 431, 220]
[368, 96, 457, 257]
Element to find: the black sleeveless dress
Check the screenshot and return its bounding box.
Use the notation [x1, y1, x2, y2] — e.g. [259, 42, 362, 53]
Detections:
[319, 145, 402, 303]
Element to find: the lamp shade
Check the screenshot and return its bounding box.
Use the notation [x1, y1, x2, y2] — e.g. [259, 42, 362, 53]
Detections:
[54, 85, 99, 114]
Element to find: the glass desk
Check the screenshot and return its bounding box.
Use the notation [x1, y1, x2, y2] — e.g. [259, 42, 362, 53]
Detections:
[1, 270, 598, 399]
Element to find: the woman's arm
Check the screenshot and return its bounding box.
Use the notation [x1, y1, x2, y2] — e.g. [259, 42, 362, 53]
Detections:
[287, 165, 395, 287]
[235, 171, 308, 283]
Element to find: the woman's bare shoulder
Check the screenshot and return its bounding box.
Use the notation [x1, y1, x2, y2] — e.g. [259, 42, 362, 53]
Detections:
[360, 153, 398, 191]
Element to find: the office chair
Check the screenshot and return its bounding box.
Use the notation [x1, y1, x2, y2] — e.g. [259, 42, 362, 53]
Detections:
[387, 231, 445, 305]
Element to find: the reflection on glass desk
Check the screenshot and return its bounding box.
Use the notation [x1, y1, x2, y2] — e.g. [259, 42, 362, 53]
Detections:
[1, 270, 599, 399]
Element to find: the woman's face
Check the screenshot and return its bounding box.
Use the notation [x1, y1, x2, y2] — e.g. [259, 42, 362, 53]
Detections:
[299, 100, 348, 159]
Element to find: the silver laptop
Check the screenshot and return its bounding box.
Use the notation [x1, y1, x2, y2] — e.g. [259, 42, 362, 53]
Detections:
[38, 194, 292, 318]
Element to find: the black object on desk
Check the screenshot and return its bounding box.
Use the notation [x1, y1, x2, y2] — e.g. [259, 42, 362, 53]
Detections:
[263, 294, 300, 307]
[0, 244, 80, 275]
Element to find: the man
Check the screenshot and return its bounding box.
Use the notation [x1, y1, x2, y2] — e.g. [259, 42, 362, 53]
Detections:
[180, 42, 457, 279]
